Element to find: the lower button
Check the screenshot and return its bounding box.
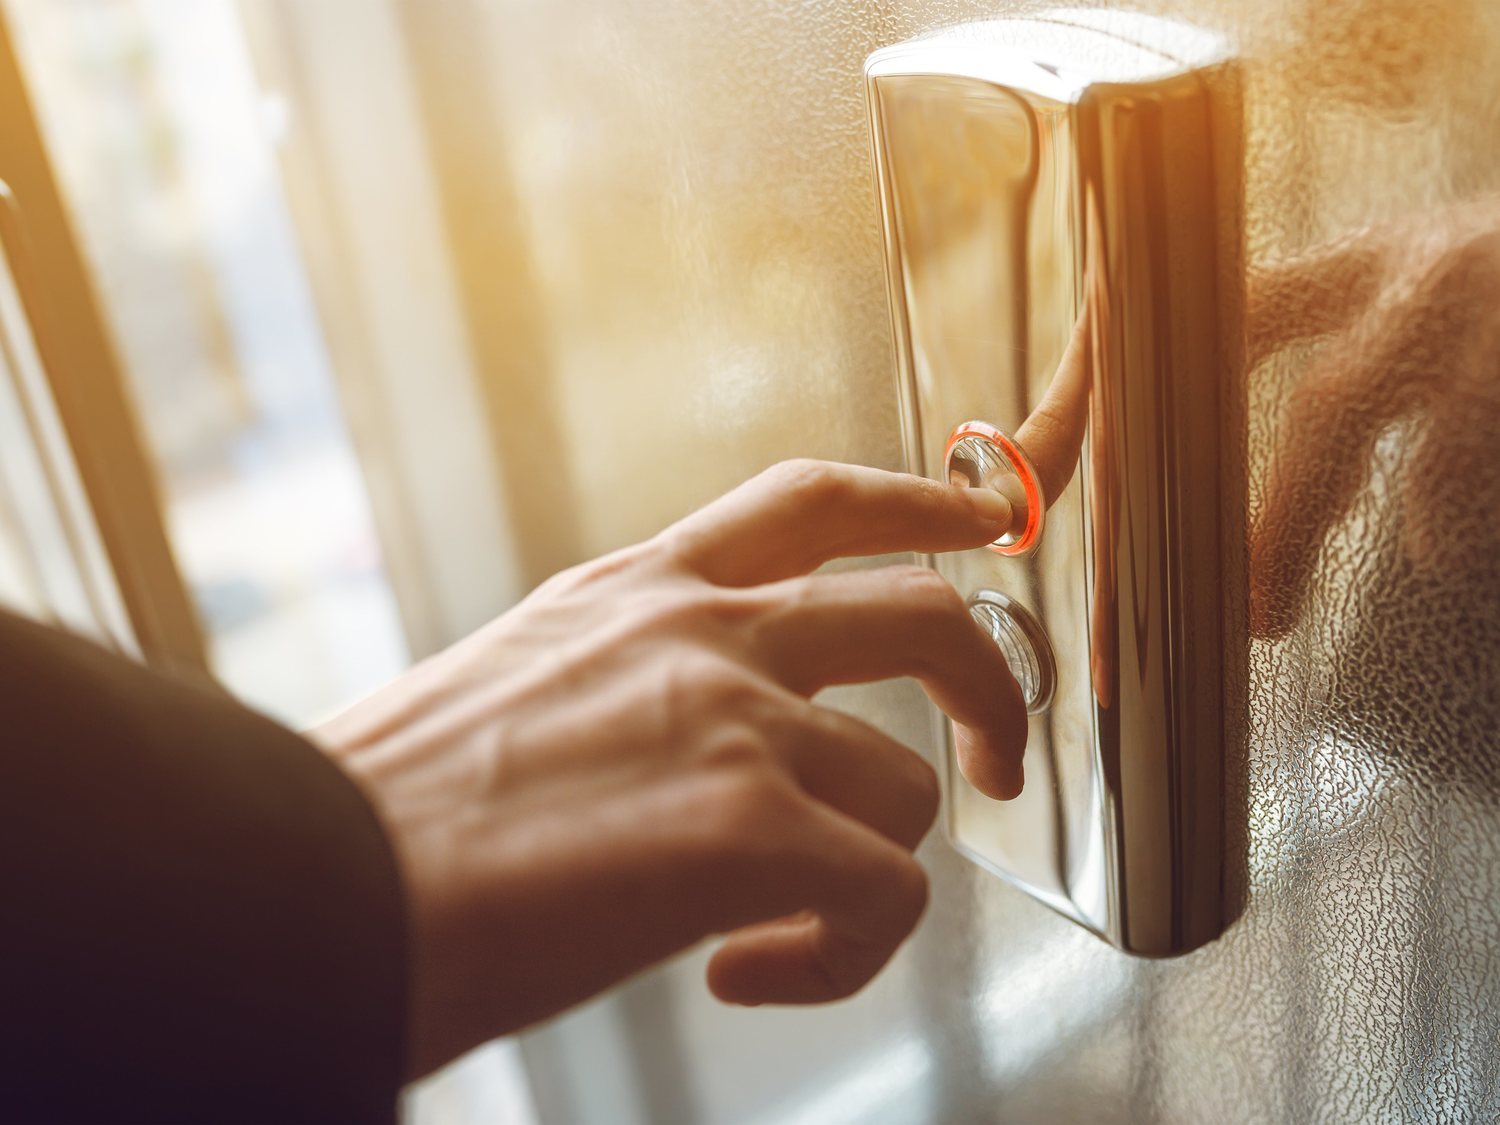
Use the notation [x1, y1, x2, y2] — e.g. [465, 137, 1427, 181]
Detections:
[968, 589, 1057, 714]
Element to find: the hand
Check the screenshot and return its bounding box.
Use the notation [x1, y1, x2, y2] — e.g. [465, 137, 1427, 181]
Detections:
[314, 461, 1025, 1079]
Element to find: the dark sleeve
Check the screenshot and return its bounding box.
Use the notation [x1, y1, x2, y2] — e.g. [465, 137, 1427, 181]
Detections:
[0, 610, 408, 1124]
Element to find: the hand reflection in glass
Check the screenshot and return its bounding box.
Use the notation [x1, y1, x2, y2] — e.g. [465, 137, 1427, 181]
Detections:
[1247, 197, 1500, 638]
[962, 194, 1500, 707]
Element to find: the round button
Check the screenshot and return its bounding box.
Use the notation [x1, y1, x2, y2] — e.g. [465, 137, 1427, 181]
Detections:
[968, 589, 1056, 714]
[945, 421, 1045, 557]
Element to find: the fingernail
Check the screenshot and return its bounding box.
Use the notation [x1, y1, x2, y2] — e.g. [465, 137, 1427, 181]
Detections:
[962, 486, 1013, 527]
[955, 724, 1025, 802]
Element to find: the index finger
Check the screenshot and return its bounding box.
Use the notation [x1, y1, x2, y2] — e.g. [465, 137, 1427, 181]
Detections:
[745, 566, 1027, 800]
[663, 460, 1014, 587]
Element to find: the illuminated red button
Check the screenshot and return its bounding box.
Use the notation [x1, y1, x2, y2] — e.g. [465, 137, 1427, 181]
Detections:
[944, 420, 1045, 557]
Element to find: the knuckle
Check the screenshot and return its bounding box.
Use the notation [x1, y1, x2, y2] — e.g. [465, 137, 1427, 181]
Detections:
[698, 723, 777, 772]
[635, 583, 747, 643]
[537, 541, 657, 598]
[693, 656, 770, 715]
[647, 525, 692, 566]
[649, 523, 717, 575]
[661, 651, 747, 711]
[697, 769, 801, 852]
[890, 565, 965, 616]
[765, 458, 851, 512]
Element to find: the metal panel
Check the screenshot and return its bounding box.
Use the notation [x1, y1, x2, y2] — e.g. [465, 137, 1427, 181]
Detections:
[866, 14, 1244, 955]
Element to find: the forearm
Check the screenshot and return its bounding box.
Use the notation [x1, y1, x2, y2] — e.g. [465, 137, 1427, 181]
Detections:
[0, 610, 408, 1124]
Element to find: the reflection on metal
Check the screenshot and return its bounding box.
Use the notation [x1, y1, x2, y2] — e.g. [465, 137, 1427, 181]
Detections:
[867, 12, 1245, 955]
